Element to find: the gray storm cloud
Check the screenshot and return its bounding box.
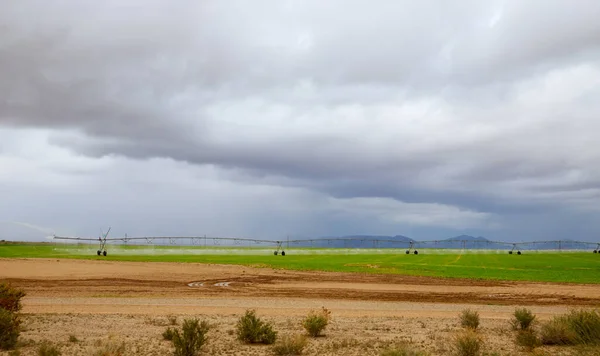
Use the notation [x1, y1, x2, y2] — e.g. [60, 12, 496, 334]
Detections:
[1, 0, 600, 240]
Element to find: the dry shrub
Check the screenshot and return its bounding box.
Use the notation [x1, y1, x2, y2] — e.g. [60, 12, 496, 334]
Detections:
[302, 307, 331, 337]
[167, 314, 178, 326]
[453, 330, 482, 356]
[459, 309, 480, 330]
[37, 341, 61, 356]
[0, 283, 26, 313]
[172, 318, 210, 356]
[512, 308, 536, 330]
[0, 308, 19, 350]
[564, 309, 600, 345]
[515, 329, 541, 351]
[327, 337, 360, 351]
[380, 343, 430, 356]
[272, 334, 307, 355]
[540, 309, 600, 346]
[0, 283, 25, 351]
[236, 309, 277, 345]
[163, 327, 176, 341]
[540, 318, 577, 346]
[91, 341, 126, 356]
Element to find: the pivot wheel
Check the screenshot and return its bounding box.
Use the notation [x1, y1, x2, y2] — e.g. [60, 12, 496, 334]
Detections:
[508, 251, 513, 254]
[274, 251, 278, 256]
[405, 250, 410, 254]
[517, 251, 521, 255]
[97, 250, 101, 256]
[413, 250, 418, 255]
[594, 250, 597, 254]
[281, 251, 285, 256]
[103, 251, 107, 256]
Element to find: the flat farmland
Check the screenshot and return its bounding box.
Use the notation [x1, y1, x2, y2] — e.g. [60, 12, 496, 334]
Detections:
[1, 244, 600, 355]
[1, 243, 599, 283]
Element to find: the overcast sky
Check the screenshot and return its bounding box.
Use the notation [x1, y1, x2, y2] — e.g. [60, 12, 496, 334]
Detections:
[1, 1, 600, 242]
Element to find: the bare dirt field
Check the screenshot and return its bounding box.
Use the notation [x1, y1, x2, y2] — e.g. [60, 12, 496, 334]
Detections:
[2, 258, 600, 355]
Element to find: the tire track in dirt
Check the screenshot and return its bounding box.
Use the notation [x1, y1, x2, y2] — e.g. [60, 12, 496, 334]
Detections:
[2, 259, 599, 308]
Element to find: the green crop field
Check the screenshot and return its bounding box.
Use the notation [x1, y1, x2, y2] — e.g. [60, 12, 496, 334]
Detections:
[1, 243, 599, 284]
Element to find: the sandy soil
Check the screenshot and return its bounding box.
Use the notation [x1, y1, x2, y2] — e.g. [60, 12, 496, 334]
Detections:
[1, 258, 599, 355]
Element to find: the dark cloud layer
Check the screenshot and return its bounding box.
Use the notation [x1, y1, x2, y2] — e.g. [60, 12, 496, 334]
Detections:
[1, 1, 600, 240]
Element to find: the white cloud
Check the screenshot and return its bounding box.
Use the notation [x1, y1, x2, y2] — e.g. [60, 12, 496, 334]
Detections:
[327, 197, 497, 229]
[2, 1, 600, 241]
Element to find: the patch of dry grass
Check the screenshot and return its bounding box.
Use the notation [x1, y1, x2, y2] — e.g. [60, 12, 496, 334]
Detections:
[272, 334, 308, 355]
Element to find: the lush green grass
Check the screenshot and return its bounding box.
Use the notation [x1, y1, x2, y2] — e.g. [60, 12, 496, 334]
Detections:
[1, 243, 599, 284]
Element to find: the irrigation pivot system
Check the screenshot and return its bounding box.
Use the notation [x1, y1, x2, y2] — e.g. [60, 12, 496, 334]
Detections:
[51, 228, 600, 257]
[52, 228, 289, 256]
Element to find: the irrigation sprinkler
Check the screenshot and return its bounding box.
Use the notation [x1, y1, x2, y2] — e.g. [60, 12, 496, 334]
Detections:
[273, 241, 285, 256]
[405, 241, 418, 255]
[96, 227, 110, 256]
[508, 243, 521, 255]
[51, 231, 598, 256]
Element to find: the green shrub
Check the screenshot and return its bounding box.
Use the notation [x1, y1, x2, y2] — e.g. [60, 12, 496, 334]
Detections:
[453, 330, 482, 356]
[236, 309, 277, 344]
[172, 318, 210, 356]
[163, 327, 176, 341]
[459, 309, 480, 330]
[511, 308, 536, 330]
[37, 341, 61, 356]
[302, 307, 331, 337]
[0, 308, 19, 350]
[540, 309, 600, 346]
[515, 329, 540, 351]
[272, 334, 307, 355]
[0, 283, 26, 313]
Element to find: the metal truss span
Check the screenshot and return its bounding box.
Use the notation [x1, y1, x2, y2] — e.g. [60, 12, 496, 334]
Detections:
[52, 234, 600, 253]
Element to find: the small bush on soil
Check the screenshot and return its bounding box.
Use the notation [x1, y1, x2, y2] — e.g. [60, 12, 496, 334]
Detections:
[327, 337, 360, 351]
[540, 309, 600, 346]
[168, 314, 178, 325]
[540, 318, 577, 345]
[380, 343, 429, 356]
[564, 309, 600, 344]
[0, 308, 20, 350]
[515, 329, 540, 351]
[0, 283, 26, 314]
[91, 341, 126, 356]
[302, 307, 331, 337]
[453, 330, 482, 356]
[272, 334, 307, 355]
[512, 308, 536, 330]
[171, 318, 210, 356]
[163, 327, 176, 341]
[459, 309, 480, 330]
[236, 309, 277, 344]
[68, 335, 78, 343]
[37, 341, 61, 356]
